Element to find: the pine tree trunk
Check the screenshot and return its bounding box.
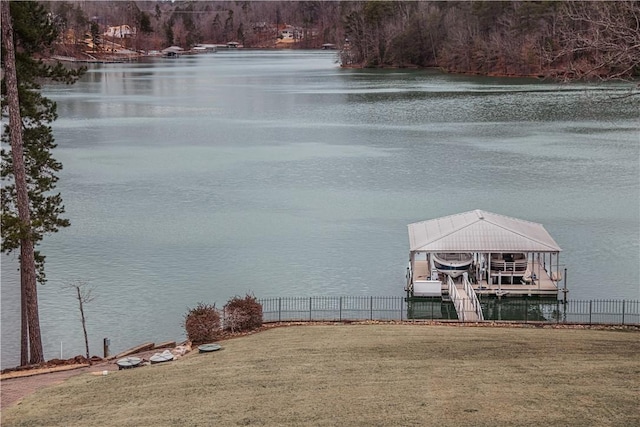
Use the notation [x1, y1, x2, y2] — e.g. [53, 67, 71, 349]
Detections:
[21, 273, 28, 365]
[24, 244, 44, 364]
[1, 1, 45, 365]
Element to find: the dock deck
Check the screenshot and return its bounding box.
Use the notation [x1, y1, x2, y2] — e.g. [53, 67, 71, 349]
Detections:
[413, 260, 559, 298]
[476, 260, 559, 297]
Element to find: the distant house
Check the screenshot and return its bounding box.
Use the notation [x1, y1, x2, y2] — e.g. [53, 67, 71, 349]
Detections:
[252, 21, 269, 32]
[279, 25, 300, 40]
[103, 25, 136, 39]
[226, 42, 240, 48]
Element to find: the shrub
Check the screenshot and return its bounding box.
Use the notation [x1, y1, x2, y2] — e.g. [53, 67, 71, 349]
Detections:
[224, 294, 263, 333]
[184, 303, 221, 344]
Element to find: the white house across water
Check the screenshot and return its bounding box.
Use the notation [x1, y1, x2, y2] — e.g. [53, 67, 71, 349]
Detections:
[406, 210, 563, 306]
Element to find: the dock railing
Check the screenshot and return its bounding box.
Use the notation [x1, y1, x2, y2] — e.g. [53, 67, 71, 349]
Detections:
[463, 275, 484, 321]
[257, 297, 639, 325]
[447, 277, 466, 322]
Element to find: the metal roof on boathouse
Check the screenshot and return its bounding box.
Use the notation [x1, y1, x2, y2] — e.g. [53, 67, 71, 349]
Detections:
[408, 210, 562, 253]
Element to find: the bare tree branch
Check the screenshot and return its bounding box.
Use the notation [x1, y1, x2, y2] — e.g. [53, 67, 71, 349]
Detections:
[64, 280, 95, 361]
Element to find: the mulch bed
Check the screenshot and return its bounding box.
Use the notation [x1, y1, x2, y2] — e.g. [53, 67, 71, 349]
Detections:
[1, 355, 103, 376]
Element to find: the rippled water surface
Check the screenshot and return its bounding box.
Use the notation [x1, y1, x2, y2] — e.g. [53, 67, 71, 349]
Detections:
[2, 50, 638, 367]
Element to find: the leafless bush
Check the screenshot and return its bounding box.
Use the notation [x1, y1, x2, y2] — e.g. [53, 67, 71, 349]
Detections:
[223, 294, 263, 333]
[184, 303, 221, 344]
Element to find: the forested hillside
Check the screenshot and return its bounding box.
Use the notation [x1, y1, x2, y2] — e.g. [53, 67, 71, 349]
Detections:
[46, 1, 639, 81]
[340, 1, 639, 81]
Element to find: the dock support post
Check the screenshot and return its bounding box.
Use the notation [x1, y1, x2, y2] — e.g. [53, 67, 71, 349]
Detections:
[103, 337, 110, 358]
[563, 268, 568, 304]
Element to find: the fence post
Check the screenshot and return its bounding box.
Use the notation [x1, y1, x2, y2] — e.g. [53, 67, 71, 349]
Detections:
[556, 300, 560, 324]
[309, 297, 312, 321]
[339, 296, 342, 322]
[622, 300, 625, 325]
[400, 297, 403, 321]
[589, 300, 592, 324]
[278, 298, 282, 322]
[525, 299, 528, 323]
[370, 296, 373, 320]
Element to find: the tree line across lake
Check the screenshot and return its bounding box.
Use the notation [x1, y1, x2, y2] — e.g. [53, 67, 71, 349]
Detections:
[49, 1, 639, 81]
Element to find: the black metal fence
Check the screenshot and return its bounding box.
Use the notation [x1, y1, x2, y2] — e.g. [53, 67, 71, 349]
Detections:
[260, 296, 406, 322]
[559, 299, 640, 325]
[258, 297, 640, 325]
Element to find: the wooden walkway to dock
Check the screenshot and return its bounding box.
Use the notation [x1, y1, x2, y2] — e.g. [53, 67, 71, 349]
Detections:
[446, 276, 484, 322]
[454, 283, 482, 321]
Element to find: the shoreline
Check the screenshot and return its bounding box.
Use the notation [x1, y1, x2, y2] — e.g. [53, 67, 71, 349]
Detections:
[46, 51, 602, 82]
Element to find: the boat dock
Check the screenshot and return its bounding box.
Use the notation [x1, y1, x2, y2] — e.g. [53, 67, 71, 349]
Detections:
[406, 210, 564, 321]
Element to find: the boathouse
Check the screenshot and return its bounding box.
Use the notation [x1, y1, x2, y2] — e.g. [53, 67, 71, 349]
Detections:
[406, 210, 563, 308]
[161, 46, 184, 57]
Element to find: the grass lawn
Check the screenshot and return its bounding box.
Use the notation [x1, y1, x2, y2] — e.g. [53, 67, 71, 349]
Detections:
[2, 324, 639, 426]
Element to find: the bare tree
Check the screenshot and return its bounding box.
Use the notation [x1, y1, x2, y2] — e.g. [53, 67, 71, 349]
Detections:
[550, 1, 640, 81]
[64, 280, 95, 361]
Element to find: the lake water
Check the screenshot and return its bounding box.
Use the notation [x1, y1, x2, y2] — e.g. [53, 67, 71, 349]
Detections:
[1, 50, 638, 368]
